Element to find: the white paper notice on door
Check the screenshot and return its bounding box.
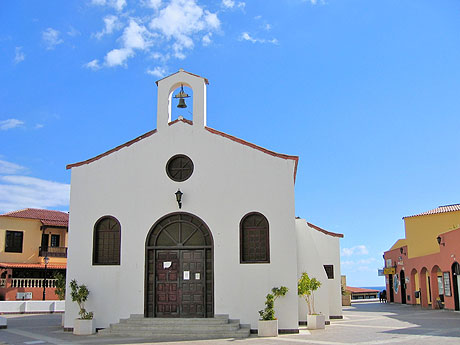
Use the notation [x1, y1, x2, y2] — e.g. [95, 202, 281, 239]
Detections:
[163, 261, 172, 269]
[184, 271, 190, 280]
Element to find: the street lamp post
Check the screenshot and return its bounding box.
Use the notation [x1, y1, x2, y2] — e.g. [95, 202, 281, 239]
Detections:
[42, 256, 49, 301]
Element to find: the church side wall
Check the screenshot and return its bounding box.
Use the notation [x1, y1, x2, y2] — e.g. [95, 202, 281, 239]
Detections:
[65, 123, 298, 330]
[295, 219, 331, 321]
[309, 228, 342, 318]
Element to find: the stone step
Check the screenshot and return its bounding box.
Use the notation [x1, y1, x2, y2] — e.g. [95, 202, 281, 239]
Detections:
[119, 317, 233, 326]
[98, 327, 250, 339]
[98, 314, 250, 340]
[109, 323, 241, 333]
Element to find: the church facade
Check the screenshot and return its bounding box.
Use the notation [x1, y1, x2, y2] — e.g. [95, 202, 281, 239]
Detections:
[64, 70, 343, 332]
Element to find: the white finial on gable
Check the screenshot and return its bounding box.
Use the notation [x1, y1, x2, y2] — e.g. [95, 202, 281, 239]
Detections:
[155, 70, 208, 131]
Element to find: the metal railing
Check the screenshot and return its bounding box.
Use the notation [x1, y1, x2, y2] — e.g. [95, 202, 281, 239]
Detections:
[39, 246, 67, 258]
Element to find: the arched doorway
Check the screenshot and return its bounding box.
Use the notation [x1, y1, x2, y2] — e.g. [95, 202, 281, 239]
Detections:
[145, 212, 213, 318]
[452, 262, 460, 311]
[400, 269, 406, 304]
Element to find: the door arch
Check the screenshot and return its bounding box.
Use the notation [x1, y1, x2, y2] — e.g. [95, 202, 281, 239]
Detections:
[145, 212, 214, 318]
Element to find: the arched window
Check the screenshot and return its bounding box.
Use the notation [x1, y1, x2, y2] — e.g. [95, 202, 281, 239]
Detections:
[240, 212, 269, 264]
[93, 216, 121, 265]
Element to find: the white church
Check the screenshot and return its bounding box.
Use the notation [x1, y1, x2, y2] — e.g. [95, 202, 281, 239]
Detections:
[64, 70, 343, 336]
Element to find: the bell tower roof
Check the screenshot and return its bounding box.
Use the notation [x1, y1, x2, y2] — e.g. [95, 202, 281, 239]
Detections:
[155, 69, 209, 86]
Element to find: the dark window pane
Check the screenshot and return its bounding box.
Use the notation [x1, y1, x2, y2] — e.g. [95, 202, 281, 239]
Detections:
[5, 231, 23, 253]
[93, 216, 121, 265]
[50, 234, 60, 247]
[240, 213, 269, 263]
[324, 265, 334, 279]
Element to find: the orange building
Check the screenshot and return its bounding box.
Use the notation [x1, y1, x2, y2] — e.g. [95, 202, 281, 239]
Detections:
[0, 208, 68, 301]
[384, 204, 460, 310]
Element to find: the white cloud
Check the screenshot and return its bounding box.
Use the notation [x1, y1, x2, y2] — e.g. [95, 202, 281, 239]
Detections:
[14, 47, 25, 64]
[67, 26, 81, 37]
[146, 66, 167, 78]
[105, 48, 134, 67]
[0, 160, 25, 175]
[0, 119, 24, 130]
[149, 0, 220, 58]
[122, 19, 152, 50]
[84, 59, 101, 70]
[222, 0, 245, 9]
[94, 15, 121, 39]
[103, 19, 152, 67]
[88, 0, 222, 69]
[240, 32, 278, 44]
[341, 245, 369, 257]
[0, 175, 70, 214]
[264, 23, 271, 31]
[35, 124, 44, 129]
[91, 0, 126, 11]
[42, 28, 64, 50]
[202, 33, 212, 46]
[143, 0, 162, 9]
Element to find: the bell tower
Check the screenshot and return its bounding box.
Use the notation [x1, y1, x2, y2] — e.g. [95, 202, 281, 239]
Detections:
[155, 69, 209, 131]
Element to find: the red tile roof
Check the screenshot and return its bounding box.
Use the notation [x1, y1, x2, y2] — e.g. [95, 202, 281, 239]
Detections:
[346, 286, 379, 293]
[307, 222, 344, 238]
[0, 262, 66, 269]
[0, 208, 68, 227]
[66, 119, 299, 181]
[404, 204, 460, 219]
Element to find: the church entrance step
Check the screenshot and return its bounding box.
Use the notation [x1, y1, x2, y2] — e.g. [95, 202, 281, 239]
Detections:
[98, 314, 250, 340]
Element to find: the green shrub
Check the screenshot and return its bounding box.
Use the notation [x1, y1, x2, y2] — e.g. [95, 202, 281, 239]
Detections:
[70, 279, 93, 320]
[258, 286, 289, 320]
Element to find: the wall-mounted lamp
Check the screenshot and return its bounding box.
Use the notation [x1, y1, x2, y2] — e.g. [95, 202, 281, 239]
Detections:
[437, 236, 445, 246]
[175, 189, 183, 209]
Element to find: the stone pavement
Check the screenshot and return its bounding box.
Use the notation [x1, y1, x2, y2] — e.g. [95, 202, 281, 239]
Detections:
[1, 301, 460, 345]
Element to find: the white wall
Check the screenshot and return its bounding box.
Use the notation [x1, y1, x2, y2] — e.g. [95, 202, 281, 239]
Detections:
[308, 224, 342, 318]
[0, 301, 65, 313]
[65, 119, 298, 330]
[295, 219, 342, 321]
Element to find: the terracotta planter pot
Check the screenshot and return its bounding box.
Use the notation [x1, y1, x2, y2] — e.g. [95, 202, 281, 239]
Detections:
[73, 319, 95, 335]
[307, 314, 325, 329]
[258, 319, 278, 337]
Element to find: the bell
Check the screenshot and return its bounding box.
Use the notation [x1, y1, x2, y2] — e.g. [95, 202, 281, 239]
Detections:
[173, 84, 190, 109]
[177, 98, 187, 108]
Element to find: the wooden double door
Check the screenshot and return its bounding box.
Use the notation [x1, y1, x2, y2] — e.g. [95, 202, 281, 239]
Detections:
[145, 212, 213, 318]
[155, 249, 205, 317]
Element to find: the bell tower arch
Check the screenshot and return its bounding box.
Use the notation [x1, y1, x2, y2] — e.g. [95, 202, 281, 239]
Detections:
[155, 69, 209, 131]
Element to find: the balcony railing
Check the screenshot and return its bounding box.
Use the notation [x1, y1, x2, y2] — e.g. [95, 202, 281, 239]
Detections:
[10, 278, 57, 288]
[39, 246, 67, 258]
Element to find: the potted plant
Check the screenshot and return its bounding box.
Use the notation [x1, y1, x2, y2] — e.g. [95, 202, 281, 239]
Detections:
[258, 286, 288, 337]
[70, 279, 94, 335]
[298, 272, 324, 329]
[54, 273, 66, 326]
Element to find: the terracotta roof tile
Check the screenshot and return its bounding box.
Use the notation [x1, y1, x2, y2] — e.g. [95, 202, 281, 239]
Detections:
[346, 286, 379, 293]
[404, 204, 460, 219]
[0, 262, 66, 269]
[307, 222, 344, 238]
[0, 208, 68, 227]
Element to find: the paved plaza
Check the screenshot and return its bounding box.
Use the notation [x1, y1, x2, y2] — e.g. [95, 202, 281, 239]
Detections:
[1, 302, 460, 345]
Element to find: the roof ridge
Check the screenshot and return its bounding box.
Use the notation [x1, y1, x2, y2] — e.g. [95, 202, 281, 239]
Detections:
[306, 221, 344, 238]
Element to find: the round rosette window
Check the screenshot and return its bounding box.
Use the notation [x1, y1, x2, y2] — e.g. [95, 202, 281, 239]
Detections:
[166, 154, 194, 182]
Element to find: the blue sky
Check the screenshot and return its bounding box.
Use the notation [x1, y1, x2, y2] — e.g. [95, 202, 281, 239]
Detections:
[1, 0, 460, 286]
